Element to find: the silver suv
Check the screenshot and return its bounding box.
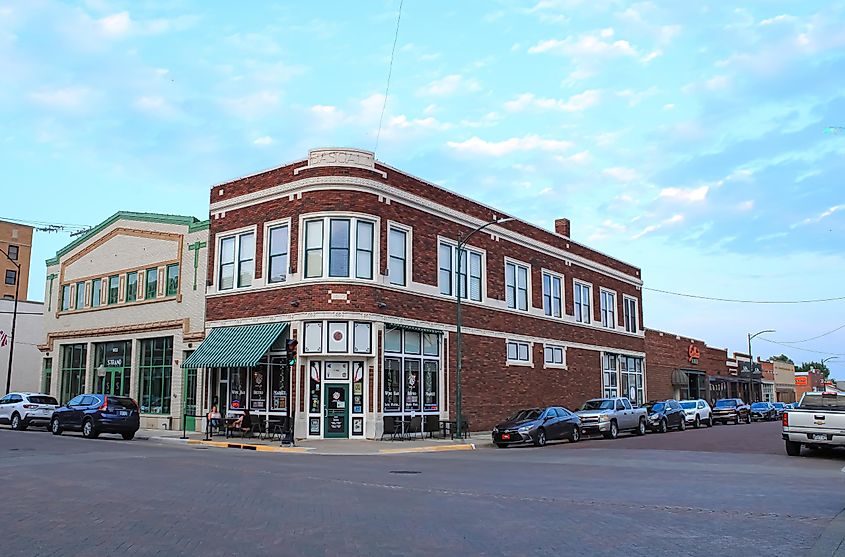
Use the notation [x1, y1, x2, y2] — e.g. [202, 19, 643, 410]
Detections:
[0, 392, 59, 430]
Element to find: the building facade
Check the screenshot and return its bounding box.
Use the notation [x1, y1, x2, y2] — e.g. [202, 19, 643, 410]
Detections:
[795, 369, 824, 400]
[1, 299, 44, 393]
[0, 219, 33, 300]
[38, 212, 208, 431]
[759, 360, 776, 402]
[644, 329, 728, 403]
[772, 360, 796, 403]
[188, 148, 646, 439]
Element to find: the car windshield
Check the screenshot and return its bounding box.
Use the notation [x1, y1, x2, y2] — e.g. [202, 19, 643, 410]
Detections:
[646, 402, 665, 413]
[799, 394, 845, 411]
[751, 403, 769, 409]
[680, 402, 696, 409]
[27, 395, 58, 405]
[580, 400, 615, 411]
[715, 400, 737, 408]
[508, 409, 542, 421]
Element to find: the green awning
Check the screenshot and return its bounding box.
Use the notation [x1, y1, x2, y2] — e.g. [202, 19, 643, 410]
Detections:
[182, 322, 288, 369]
[385, 323, 443, 335]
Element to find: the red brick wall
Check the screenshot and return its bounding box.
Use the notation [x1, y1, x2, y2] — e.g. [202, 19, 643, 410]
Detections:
[645, 329, 728, 401]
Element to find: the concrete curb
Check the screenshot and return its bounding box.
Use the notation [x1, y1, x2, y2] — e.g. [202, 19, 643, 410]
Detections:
[808, 508, 845, 557]
[379, 443, 476, 455]
[186, 439, 309, 453]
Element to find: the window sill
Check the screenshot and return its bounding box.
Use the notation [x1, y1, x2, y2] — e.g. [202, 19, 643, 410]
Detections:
[544, 363, 568, 370]
[506, 360, 533, 367]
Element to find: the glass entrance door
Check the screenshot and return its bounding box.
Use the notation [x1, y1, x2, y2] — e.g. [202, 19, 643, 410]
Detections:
[97, 367, 129, 397]
[324, 384, 349, 438]
[184, 369, 197, 430]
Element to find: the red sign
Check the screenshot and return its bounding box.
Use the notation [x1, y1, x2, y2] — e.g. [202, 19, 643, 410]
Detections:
[795, 376, 808, 386]
[688, 344, 701, 364]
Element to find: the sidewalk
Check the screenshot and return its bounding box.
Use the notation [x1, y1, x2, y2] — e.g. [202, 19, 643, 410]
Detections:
[136, 427, 481, 456]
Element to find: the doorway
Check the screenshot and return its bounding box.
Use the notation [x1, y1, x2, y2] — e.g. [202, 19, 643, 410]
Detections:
[324, 384, 349, 438]
[184, 368, 197, 430]
[96, 367, 129, 397]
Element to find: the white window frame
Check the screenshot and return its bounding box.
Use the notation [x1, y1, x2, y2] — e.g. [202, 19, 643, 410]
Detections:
[506, 339, 532, 367]
[623, 295, 639, 333]
[600, 288, 617, 329]
[216, 226, 257, 292]
[263, 218, 291, 285]
[543, 344, 567, 369]
[299, 213, 380, 282]
[602, 352, 618, 398]
[541, 269, 564, 319]
[504, 257, 531, 312]
[437, 237, 485, 303]
[387, 221, 412, 287]
[573, 279, 592, 324]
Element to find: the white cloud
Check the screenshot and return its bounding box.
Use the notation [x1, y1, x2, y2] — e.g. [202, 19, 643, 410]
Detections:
[640, 50, 662, 63]
[738, 200, 755, 211]
[133, 96, 180, 118]
[759, 14, 795, 26]
[602, 167, 640, 182]
[600, 28, 614, 38]
[252, 136, 273, 146]
[418, 74, 480, 96]
[529, 31, 638, 57]
[504, 90, 601, 112]
[659, 185, 709, 202]
[791, 205, 844, 228]
[388, 115, 451, 131]
[663, 103, 675, 110]
[447, 135, 574, 157]
[556, 150, 590, 164]
[94, 11, 197, 39]
[632, 213, 684, 239]
[705, 75, 730, 91]
[30, 87, 96, 110]
[97, 12, 131, 37]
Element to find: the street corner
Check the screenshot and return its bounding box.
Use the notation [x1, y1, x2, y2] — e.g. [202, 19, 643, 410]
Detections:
[186, 439, 311, 454]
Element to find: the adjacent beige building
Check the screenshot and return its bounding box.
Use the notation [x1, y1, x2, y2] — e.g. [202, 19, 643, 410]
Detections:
[773, 360, 797, 403]
[38, 212, 208, 431]
[0, 219, 33, 301]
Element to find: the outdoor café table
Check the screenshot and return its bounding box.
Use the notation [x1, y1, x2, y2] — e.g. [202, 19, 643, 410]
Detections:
[440, 419, 456, 439]
[223, 417, 241, 438]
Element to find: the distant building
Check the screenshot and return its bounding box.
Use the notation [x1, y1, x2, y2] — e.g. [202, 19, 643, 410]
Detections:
[644, 329, 728, 403]
[772, 360, 796, 403]
[759, 360, 776, 403]
[794, 369, 824, 400]
[0, 299, 44, 392]
[0, 219, 33, 300]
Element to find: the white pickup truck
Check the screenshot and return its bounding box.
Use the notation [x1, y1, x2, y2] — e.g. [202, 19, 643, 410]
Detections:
[782, 391, 845, 456]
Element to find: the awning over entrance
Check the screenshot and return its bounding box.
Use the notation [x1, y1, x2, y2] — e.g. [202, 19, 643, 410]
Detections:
[182, 322, 288, 369]
[385, 323, 443, 335]
[671, 369, 689, 386]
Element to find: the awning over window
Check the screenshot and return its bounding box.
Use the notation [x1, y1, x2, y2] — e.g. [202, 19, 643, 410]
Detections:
[182, 322, 288, 369]
[671, 369, 689, 386]
[385, 323, 443, 335]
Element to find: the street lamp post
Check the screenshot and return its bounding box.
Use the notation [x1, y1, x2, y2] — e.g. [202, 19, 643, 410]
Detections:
[747, 329, 775, 403]
[1, 247, 21, 396]
[819, 356, 839, 391]
[454, 216, 513, 439]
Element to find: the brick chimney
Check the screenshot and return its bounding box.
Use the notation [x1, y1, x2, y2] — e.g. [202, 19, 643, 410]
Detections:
[554, 218, 571, 237]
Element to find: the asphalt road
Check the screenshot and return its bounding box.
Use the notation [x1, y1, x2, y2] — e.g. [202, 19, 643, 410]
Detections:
[1, 421, 843, 557]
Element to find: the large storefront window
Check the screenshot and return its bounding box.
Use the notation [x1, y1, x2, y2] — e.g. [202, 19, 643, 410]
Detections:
[621, 356, 644, 406]
[60, 344, 87, 404]
[602, 354, 618, 398]
[383, 328, 441, 415]
[94, 341, 131, 397]
[139, 337, 173, 414]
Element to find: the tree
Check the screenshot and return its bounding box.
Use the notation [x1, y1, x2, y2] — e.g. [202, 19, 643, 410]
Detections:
[769, 354, 794, 364]
[797, 361, 830, 379]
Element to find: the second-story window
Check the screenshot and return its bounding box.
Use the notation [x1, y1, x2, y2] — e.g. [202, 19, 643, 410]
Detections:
[600, 289, 616, 329]
[75, 282, 85, 310]
[438, 244, 452, 295]
[329, 219, 350, 277]
[304, 220, 323, 278]
[145, 269, 157, 300]
[166, 264, 179, 296]
[91, 278, 102, 308]
[542, 272, 562, 318]
[61, 284, 71, 311]
[237, 233, 254, 287]
[218, 231, 254, 290]
[126, 272, 138, 302]
[304, 217, 376, 280]
[355, 221, 374, 280]
[505, 261, 529, 311]
[108, 275, 119, 304]
[388, 226, 407, 286]
[438, 242, 482, 301]
[267, 225, 289, 283]
[574, 281, 591, 324]
[624, 296, 638, 333]
[8, 245, 18, 261]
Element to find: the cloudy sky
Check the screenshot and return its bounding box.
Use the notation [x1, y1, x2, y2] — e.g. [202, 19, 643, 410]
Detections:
[2, 0, 844, 374]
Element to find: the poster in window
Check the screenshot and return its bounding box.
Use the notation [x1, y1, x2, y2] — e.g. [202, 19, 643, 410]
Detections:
[230, 368, 246, 410]
[309, 417, 320, 435]
[352, 361, 364, 414]
[423, 360, 438, 411]
[309, 361, 321, 414]
[270, 356, 287, 412]
[251, 368, 267, 409]
[383, 358, 401, 412]
[352, 416, 363, 436]
[404, 359, 421, 412]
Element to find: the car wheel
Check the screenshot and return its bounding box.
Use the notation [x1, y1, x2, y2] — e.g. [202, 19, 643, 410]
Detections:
[51, 418, 63, 435]
[10, 413, 23, 431]
[570, 428, 581, 443]
[636, 418, 646, 436]
[678, 418, 686, 431]
[746, 414, 752, 424]
[694, 416, 701, 429]
[785, 440, 802, 457]
[659, 419, 668, 433]
[601, 420, 619, 440]
[81, 419, 99, 439]
[121, 432, 135, 441]
[707, 417, 713, 427]
[533, 428, 547, 447]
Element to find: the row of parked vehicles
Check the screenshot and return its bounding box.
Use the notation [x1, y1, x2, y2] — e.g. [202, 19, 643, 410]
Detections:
[0, 391, 140, 440]
[491, 396, 794, 448]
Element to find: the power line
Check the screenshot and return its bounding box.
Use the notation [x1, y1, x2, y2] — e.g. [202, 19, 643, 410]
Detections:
[374, 0, 404, 156]
[758, 338, 845, 357]
[0, 216, 90, 228]
[643, 286, 845, 304]
[775, 323, 845, 344]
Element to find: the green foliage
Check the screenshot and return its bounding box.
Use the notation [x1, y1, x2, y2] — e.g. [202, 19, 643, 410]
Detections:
[797, 361, 830, 378]
[768, 354, 794, 364]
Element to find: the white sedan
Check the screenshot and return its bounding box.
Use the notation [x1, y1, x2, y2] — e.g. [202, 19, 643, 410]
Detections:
[680, 399, 712, 428]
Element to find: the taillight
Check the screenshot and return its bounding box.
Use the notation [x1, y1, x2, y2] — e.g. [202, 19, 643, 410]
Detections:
[23, 404, 37, 409]
[782, 412, 789, 427]
[131, 398, 139, 411]
[99, 395, 108, 411]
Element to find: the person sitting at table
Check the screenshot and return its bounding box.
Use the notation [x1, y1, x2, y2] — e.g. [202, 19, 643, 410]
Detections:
[231, 409, 252, 434]
[207, 405, 222, 431]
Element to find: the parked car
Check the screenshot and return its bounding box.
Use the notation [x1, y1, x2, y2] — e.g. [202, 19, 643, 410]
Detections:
[783, 392, 845, 456]
[492, 406, 581, 448]
[772, 402, 787, 417]
[0, 392, 59, 430]
[680, 399, 713, 428]
[576, 397, 647, 439]
[644, 400, 686, 432]
[51, 394, 140, 440]
[711, 398, 751, 425]
[750, 402, 777, 421]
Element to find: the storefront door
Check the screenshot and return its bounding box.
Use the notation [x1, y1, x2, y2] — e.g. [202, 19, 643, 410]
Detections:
[324, 384, 349, 438]
[97, 367, 127, 396]
[183, 369, 197, 430]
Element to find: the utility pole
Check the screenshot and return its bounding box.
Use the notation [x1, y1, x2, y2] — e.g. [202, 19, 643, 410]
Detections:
[1, 247, 21, 395]
[747, 329, 775, 403]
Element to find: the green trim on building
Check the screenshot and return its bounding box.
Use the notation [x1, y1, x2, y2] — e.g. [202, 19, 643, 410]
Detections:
[46, 211, 208, 266]
[182, 323, 288, 369]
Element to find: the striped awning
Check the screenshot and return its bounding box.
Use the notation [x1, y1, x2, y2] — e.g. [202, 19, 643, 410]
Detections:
[385, 323, 443, 335]
[182, 322, 288, 369]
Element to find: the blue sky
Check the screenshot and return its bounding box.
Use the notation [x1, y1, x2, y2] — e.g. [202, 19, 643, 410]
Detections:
[2, 0, 844, 374]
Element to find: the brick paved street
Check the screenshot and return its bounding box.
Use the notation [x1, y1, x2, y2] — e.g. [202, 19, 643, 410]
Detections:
[1, 422, 843, 557]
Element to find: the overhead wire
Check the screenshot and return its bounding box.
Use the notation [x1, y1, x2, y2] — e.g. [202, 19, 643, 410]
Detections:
[758, 338, 845, 357]
[374, 0, 404, 156]
[643, 286, 845, 304]
[774, 323, 845, 344]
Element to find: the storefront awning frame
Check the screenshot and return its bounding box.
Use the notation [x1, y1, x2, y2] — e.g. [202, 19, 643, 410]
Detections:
[182, 322, 288, 369]
[385, 323, 443, 336]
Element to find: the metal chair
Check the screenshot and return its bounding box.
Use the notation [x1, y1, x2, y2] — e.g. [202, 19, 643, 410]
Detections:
[381, 416, 401, 440]
[407, 416, 423, 440]
[424, 415, 440, 438]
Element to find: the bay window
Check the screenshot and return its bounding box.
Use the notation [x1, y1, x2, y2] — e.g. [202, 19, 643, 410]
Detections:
[303, 216, 376, 280]
[267, 224, 289, 283]
[388, 226, 408, 286]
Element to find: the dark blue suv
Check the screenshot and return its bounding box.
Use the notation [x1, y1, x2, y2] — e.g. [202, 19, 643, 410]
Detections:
[51, 394, 140, 440]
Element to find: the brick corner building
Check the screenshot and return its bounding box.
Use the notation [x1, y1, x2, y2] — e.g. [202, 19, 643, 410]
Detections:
[645, 328, 728, 403]
[189, 148, 647, 439]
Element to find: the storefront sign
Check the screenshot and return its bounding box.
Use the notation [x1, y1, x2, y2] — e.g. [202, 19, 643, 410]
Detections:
[325, 361, 349, 380]
[688, 344, 700, 365]
[383, 358, 401, 412]
[308, 148, 375, 170]
[423, 361, 438, 412]
[404, 360, 421, 411]
[250, 370, 267, 410]
[309, 417, 320, 435]
[795, 376, 808, 386]
[328, 415, 344, 433]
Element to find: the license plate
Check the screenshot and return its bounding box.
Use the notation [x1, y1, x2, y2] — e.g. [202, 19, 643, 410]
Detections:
[813, 434, 828, 441]
[501, 433, 510, 440]
[118, 411, 128, 417]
